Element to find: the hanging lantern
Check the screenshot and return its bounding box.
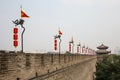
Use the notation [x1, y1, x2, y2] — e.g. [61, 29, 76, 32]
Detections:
[79, 46, 81, 54]
[13, 34, 18, 40]
[13, 27, 18, 34]
[69, 43, 71, 52]
[54, 39, 57, 50]
[14, 40, 18, 47]
[82, 47, 84, 54]
[13, 27, 18, 47]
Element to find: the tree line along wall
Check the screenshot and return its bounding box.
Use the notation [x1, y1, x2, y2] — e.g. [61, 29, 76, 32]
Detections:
[0, 52, 96, 80]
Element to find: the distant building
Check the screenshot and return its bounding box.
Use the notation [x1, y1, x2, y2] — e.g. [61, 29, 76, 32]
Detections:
[96, 44, 111, 55]
[96, 44, 111, 60]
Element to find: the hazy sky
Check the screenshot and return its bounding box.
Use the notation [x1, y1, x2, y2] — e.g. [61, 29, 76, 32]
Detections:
[0, 0, 120, 53]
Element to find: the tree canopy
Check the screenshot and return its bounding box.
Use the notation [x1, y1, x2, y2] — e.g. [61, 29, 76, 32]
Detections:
[95, 55, 120, 80]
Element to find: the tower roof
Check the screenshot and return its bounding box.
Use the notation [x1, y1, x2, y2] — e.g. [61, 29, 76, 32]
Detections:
[96, 50, 111, 54]
[97, 44, 108, 49]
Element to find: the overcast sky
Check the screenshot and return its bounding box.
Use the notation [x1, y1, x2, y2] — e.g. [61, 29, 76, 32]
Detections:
[0, 0, 120, 53]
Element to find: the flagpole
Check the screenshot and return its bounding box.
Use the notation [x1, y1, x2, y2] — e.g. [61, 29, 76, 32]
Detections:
[21, 23, 25, 53]
[12, 6, 29, 53]
[71, 37, 74, 54]
[72, 43, 74, 54]
[20, 5, 22, 18]
[20, 5, 25, 53]
[54, 28, 62, 63]
[59, 36, 61, 63]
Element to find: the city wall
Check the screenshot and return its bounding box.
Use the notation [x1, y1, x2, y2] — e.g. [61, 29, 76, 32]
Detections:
[0, 52, 97, 80]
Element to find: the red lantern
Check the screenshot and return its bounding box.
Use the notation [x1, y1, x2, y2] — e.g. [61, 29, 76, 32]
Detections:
[14, 27, 18, 34]
[82, 47, 84, 53]
[14, 40, 18, 47]
[79, 46, 81, 53]
[13, 27, 18, 47]
[69, 43, 71, 52]
[13, 34, 18, 40]
[54, 39, 57, 50]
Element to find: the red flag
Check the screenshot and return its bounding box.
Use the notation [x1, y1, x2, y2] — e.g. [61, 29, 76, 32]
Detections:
[59, 30, 62, 36]
[21, 10, 29, 18]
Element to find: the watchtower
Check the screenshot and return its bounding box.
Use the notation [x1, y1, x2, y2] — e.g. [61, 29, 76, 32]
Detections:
[96, 44, 111, 60]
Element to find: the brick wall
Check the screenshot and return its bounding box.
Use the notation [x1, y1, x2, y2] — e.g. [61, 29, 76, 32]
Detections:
[0, 52, 96, 80]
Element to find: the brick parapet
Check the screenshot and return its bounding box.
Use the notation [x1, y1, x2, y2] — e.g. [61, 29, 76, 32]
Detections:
[0, 52, 96, 80]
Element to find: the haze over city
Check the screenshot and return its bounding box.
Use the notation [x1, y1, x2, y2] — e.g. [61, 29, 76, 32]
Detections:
[0, 0, 120, 53]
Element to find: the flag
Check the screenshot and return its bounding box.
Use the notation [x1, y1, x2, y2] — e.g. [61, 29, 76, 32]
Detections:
[21, 10, 29, 18]
[59, 29, 62, 36]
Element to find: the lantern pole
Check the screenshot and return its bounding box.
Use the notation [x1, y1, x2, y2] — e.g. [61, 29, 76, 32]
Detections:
[58, 35, 61, 54]
[54, 35, 61, 63]
[77, 43, 80, 53]
[21, 24, 25, 53]
[69, 41, 71, 53]
[58, 35, 61, 63]
[12, 19, 25, 53]
[72, 43, 74, 54]
[70, 40, 74, 54]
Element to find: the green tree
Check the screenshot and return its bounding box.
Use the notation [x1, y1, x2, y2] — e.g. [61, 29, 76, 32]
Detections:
[95, 55, 120, 80]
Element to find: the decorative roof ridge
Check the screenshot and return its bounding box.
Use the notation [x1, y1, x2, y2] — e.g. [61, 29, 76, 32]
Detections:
[97, 44, 108, 49]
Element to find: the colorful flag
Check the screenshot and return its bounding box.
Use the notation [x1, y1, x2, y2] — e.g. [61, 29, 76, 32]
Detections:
[21, 10, 29, 18]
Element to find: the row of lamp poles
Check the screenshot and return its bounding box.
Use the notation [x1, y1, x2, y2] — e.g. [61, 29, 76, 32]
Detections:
[12, 19, 91, 54]
[54, 33, 81, 54]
